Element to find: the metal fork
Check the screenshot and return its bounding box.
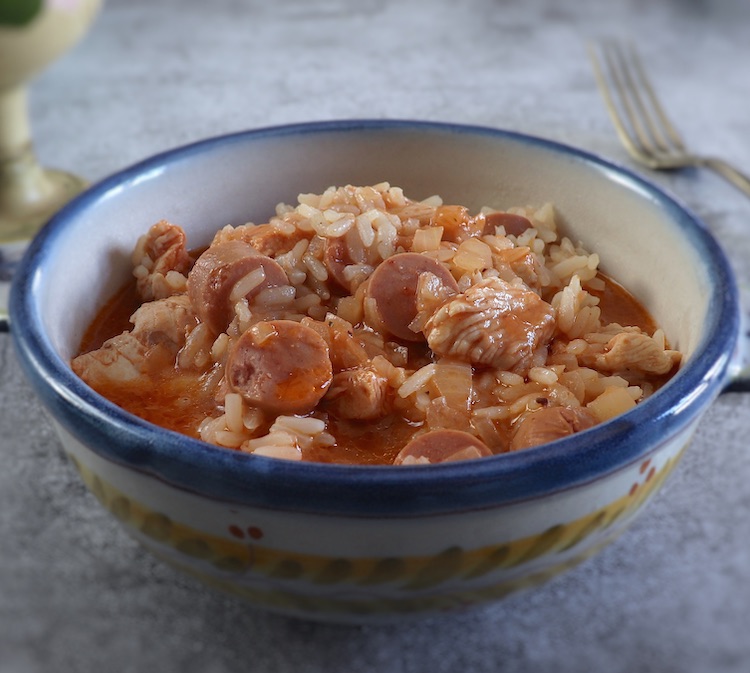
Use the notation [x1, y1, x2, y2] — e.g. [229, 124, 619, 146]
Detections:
[589, 40, 750, 197]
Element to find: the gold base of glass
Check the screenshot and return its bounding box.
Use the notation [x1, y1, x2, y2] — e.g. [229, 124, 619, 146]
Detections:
[0, 167, 88, 246]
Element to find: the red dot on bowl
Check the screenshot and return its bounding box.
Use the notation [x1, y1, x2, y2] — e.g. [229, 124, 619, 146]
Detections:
[640, 459, 651, 474]
[248, 526, 263, 540]
[228, 525, 245, 539]
[646, 466, 656, 482]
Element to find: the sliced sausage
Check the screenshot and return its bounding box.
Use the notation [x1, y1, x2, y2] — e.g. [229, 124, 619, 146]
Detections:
[324, 236, 356, 291]
[225, 319, 333, 415]
[366, 252, 458, 342]
[323, 229, 378, 293]
[510, 406, 597, 451]
[187, 240, 288, 333]
[484, 212, 533, 237]
[393, 429, 493, 465]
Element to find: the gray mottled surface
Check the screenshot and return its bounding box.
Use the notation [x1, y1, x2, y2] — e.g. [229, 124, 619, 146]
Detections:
[2, 0, 750, 671]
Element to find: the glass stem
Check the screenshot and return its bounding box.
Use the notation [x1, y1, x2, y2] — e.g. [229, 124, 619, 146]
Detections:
[0, 85, 54, 211]
[0, 85, 32, 160]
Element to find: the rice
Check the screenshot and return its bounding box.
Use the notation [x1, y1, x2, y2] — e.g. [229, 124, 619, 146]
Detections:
[528, 366, 559, 385]
[254, 285, 296, 306]
[178, 322, 213, 369]
[398, 364, 437, 398]
[356, 212, 377, 247]
[229, 267, 266, 303]
[237, 415, 333, 459]
[211, 332, 230, 360]
[303, 252, 329, 282]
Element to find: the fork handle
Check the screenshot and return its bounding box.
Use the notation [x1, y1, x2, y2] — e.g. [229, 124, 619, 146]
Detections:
[702, 157, 750, 197]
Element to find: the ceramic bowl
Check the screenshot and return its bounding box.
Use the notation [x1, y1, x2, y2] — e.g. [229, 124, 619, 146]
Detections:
[9, 120, 748, 622]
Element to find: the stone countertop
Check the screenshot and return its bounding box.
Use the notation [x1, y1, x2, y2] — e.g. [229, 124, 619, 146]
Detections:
[2, 0, 750, 671]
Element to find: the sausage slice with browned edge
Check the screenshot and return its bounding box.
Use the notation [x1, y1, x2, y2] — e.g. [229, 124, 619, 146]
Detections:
[393, 429, 493, 465]
[366, 252, 459, 342]
[226, 319, 333, 415]
[187, 240, 289, 334]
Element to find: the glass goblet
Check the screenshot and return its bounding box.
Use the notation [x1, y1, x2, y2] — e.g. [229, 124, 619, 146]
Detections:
[0, 0, 102, 270]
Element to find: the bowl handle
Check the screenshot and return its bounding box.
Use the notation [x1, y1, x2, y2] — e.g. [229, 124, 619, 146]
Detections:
[0, 278, 8, 333]
[1, 236, 25, 332]
[723, 282, 750, 393]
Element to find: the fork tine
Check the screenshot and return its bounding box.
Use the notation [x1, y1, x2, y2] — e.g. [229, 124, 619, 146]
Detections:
[607, 41, 673, 154]
[591, 40, 750, 196]
[625, 43, 686, 152]
[589, 40, 685, 161]
[609, 42, 664, 154]
[588, 42, 645, 159]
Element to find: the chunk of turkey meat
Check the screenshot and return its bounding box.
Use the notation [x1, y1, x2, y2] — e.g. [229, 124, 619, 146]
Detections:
[585, 331, 679, 375]
[324, 366, 391, 420]
[131, 220, 192, 301]
[71, 295, 196, 387]
[422, 276, 556, 373]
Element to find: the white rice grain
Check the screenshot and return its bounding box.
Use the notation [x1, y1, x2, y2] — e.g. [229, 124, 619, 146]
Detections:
[254, 285, 296, 306]
[179, 323, 212, 369]
[303, 252, 329, 281]
[234, 299, 253, 332]
[529, 366, 559, 385]
[224, 393, 244, 435]
[356, 212, 377, 247]
[214, 427, 248, 448]
[297, 201, 321, 216]
[497, 371, 525, 386]
[229, 267, 266, 303]
[243, 408, 265, 432]
[271, 415, 326, 436]
[566, 339, 589, 355]
[421, 195, 443, 207]
[251, 444, 303, 461]
[551, 254, 592, 280]
[398, 364, 437, 398]
[211, 333, 230, 361]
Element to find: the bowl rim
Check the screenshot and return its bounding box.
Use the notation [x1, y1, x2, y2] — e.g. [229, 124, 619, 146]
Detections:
[9, 119, 740, 516]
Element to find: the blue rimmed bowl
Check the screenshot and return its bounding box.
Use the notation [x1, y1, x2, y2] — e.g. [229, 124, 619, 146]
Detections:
[8, 120, 749, 622]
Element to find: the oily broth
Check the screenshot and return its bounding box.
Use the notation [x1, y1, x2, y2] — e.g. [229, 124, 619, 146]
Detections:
[79, 279, 141, 353]
[591, 275, 657, 334]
